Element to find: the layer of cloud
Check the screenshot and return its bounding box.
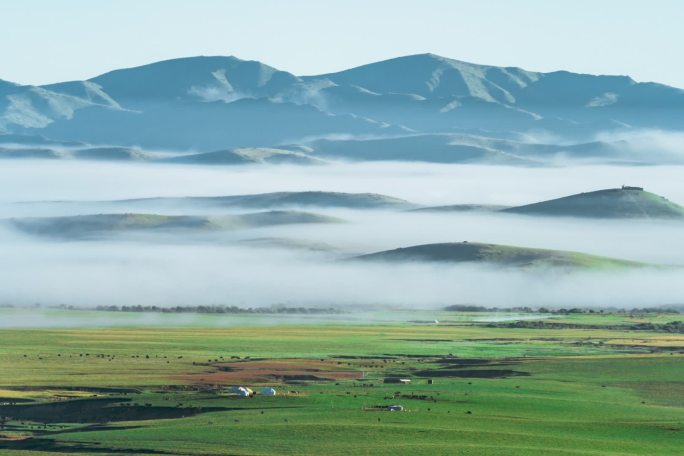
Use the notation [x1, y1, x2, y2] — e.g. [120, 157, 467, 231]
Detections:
[0, 157, 683, 313]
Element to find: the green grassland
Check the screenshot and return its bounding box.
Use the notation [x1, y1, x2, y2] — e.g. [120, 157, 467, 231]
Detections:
[503, 188, 684, 219]
[0, 312, 682, 455]
[8, 211, 341, 238]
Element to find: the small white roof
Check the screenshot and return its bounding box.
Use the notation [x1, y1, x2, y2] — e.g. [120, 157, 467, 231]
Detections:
[229, 386, 252, 396]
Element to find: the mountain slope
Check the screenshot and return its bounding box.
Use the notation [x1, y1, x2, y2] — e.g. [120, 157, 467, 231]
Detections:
[163, 147, 325, 165]
[88, 56, 302, 105]
[310, 53, 540, 103]
[504, 187, 684, 218]
[301, 134, 535, 164]
[307, 54, 684, 134]
[1, 131, 666, 166]
[0, 80, 123, 132]
[38, 96, 398, 151]
[356, 242, 641, 269]
[3, 53, 684, 153]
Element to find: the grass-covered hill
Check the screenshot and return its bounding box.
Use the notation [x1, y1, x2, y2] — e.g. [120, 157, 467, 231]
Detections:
[162, 147, 325, 166]
[503, 187, 684, 219]
[9, 211, 341, 238]
[356, 241, 642, 269]
[121, 191, 414, 210]
[409, 204, 510, 213]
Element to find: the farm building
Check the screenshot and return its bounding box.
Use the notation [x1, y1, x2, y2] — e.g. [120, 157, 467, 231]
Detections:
[228, 386, 253, 397]
[261, 387, 277, 396]
[384, 378, 411, 384]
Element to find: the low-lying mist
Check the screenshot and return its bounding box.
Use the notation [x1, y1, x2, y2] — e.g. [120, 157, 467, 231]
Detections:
[1, 159, 683, 310]
[2, 159, 684, 206]
[0, 231, 682, 309]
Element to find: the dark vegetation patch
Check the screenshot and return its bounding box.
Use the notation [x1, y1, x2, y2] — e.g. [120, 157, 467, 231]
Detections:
[391, 394, 435, 401]
[445, 305, 683, 315]
[391, 339, 454, 342]
[274, 375, 333, 382]
[45, 424, 144, 435]
[413, 369, 530, 378]
[487, 320, 684, 333]
[0, 386, 140, 394]
[529, 337, 565, 341]
[333, 355, 397, 360]
[1, 424, 144, 437]
[0, 438, 173, 454]
[610, 345, 683, 354]
[433, 358, 491, 365]
[155, 384, 225, 393]
[0, 397, 230, 424]
[0, 397, 33, 404]
[462, 338, 518, 342]
[382, 354, 441, 359]
[92, 304, 341, 315]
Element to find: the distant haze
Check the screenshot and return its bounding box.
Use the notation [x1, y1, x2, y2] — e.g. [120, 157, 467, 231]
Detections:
[2, 0, 683, 87]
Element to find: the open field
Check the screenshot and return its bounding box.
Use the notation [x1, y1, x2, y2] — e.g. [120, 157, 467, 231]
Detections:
[0, 310, 682, 455]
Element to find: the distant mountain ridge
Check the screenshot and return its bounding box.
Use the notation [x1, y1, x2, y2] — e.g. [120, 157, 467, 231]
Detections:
[2, 53, 683, 154]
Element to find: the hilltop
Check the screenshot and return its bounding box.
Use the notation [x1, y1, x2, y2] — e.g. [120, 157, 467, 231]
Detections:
[356, 241, 641, 269]
[504, 187, 684, 218]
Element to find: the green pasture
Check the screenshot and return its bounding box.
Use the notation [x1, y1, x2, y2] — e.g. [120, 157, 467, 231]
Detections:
[0, 312, 682, 455]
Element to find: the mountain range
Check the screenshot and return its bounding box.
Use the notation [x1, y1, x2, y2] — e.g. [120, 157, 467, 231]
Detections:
[2, 53, 684, 161]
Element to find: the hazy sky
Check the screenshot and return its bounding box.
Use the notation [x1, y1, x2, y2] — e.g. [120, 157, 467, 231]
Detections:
[1, 0, 682, 87]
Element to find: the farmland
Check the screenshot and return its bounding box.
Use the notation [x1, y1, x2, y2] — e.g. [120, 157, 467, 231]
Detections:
[0, 309, 682, 455]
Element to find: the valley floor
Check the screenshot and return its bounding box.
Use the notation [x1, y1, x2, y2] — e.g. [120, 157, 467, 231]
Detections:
[0, 311, 682, 455]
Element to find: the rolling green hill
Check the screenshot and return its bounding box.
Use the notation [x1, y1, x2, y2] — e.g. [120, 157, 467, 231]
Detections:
[356, 241, 642, 269]
[410, 204, 510, 213]
[9, 211, 341, 238]
[119, 191, 415, 210]
[504, 187, 684, 218]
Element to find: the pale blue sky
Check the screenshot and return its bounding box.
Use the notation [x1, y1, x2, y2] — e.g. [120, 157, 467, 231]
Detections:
[1, 0, 682, 87]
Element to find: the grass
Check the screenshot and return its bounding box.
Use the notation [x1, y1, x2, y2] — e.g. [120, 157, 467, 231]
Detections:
[0, 311, 682, 455]
[357, 242, 644, 269]
[504, 188, 684, 219]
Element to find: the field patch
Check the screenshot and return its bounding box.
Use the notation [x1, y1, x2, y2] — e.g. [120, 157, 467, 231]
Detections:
[178, 358, 365, 385]
[0, 397, 229, 424]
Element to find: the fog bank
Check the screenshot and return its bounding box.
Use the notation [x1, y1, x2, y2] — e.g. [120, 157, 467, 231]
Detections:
[1, 160, 683, 310]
